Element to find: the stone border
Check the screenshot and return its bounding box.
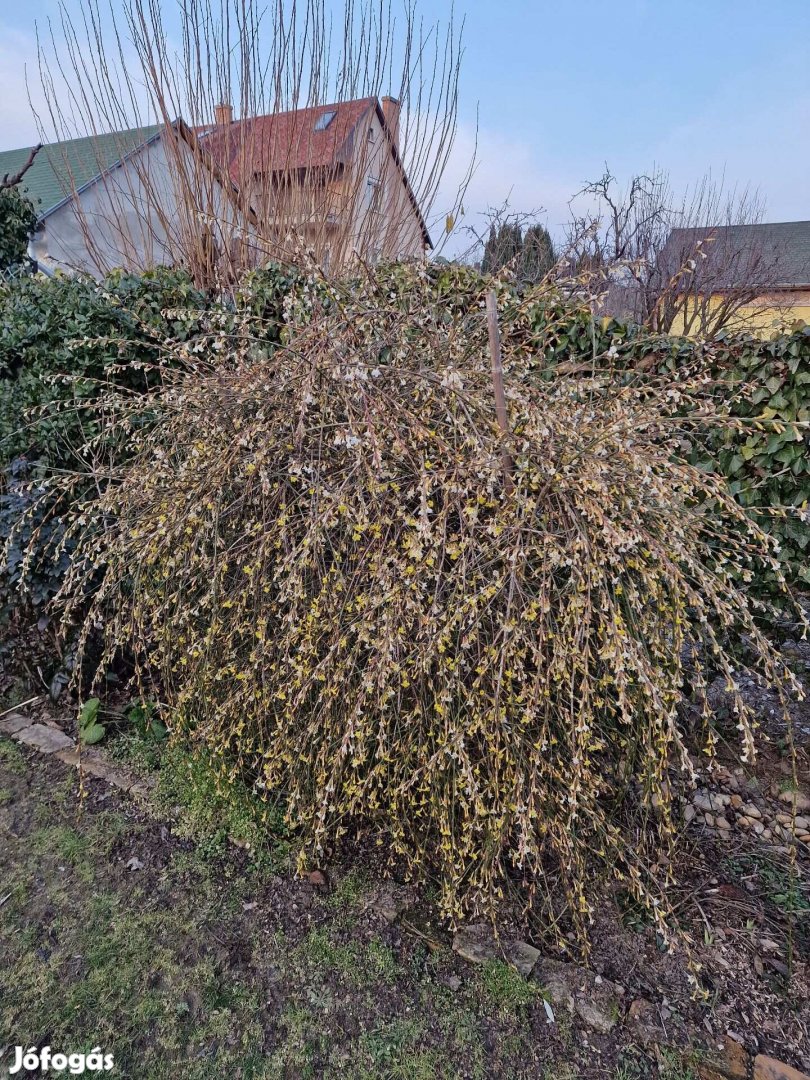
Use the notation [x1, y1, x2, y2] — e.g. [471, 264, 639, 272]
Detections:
[0, 709, 154, 799]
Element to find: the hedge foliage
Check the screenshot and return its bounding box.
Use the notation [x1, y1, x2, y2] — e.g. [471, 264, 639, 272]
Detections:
[0, 267, 211, 616]
[34, 263, 803, 945]
[0, 187, 38, 272]
[0, 267, 210, 466]
[701, 331, 810, 586]
[0, 266, 300, 615]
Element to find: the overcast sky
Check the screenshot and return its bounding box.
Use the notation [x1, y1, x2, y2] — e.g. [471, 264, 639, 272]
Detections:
[2, 0, 808, 251]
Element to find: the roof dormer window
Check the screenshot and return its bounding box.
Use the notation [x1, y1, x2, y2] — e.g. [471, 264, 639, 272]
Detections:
[314, 110, 336, 132]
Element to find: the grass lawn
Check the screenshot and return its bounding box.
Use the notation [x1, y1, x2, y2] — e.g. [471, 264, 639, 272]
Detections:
[2, 733, 806, 1080]
[0, 738, 614, 1080]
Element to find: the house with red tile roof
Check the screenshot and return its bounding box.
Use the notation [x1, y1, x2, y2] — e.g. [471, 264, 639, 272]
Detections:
[198, 96, 431, 268]
[0, 97, 429, 279]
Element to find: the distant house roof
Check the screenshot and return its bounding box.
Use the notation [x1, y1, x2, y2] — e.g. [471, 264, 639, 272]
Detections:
[199, 97, 431, 248]
[665, 220, 810, 290]
[0, 125, 163, 219]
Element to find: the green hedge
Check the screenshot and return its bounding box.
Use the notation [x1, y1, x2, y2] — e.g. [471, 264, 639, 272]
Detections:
[516, 287, 810, 589]
[0, 267, 211, 466]
[0, 187, 38, 272]
[0, 264, 305, 617]
[702, 330, 810, 586]
[0, 268, 212, 616]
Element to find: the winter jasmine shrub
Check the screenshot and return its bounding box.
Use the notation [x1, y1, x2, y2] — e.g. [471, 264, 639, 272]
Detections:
[24, 265, 804, 949]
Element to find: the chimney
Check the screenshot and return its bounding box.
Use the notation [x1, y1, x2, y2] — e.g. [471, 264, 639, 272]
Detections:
[381, 96, 400, 146]
[214, 101, 233, 127]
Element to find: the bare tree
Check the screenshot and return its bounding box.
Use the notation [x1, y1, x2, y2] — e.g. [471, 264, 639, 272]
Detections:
[1, 145, 41, 191]
[564, 166, 787, 338]
[31, 0, 467, 284]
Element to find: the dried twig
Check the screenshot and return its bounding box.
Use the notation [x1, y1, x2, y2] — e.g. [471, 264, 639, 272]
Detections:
[485, 290, 514, 495]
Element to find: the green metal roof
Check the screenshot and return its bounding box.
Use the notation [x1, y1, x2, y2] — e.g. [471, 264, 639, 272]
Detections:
[0, 125, 163, 219]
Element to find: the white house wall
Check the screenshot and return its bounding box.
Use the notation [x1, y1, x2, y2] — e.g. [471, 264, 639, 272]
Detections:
[29, 135, 250, 278]
[351, 109, 426, 262]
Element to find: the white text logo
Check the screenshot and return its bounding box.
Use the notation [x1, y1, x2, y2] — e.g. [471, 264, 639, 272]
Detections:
[8, 1046, 114, 1075]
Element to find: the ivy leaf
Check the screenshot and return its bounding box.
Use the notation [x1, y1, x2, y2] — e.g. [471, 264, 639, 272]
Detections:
[78, 698, 100, 726]
[80, 722, 106, 745]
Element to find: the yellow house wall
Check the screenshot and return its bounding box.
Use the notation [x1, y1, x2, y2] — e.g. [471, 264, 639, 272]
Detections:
[671, 289, 810, 338]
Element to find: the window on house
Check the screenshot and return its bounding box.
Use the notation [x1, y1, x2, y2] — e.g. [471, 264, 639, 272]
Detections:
[367, 175, 383, 213]
[314, 110, 336, 131]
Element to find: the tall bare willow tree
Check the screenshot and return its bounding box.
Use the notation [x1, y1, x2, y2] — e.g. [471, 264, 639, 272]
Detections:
[33, 0, 465, 282]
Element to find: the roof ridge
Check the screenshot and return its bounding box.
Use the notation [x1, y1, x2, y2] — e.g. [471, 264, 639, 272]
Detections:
[2, 123, 164, 158]
[670, 220, 810, 231]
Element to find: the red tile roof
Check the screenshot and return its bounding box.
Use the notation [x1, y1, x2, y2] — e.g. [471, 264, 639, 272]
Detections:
[199, 97, 377, 183]
[196, 96, 430, 248]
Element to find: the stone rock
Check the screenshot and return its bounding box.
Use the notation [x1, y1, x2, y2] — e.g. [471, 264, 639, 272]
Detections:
[452, 925, 540, 977]
[15, 723, 73, 754]
[308, 870, 327, 887]
[699, 1066, 734, 1080]
[792, 815, 808, 831]
[743, 803, 762, 819]
[625, 998, 668, 1048]
[715, 816, 731, 831]
[694, 792, 715, 812]
[536, 958, 575, 1011]
[370, 882, 412, 925]
[730, 794, 743, 809]
[684, 804, 696, 823]
[0, 712, 33, 736]
[700, 1035, 750, 1080]
[576, 995, 621, 1035]
[753, 1054, 810, 1080]
[56, 747, 134, 790]
[693, 790, 730, 812]
[532, 958, 623, 1034]
[453, 924, 502, 966]
[778, 791, 810, 814]
[509, 940, 541, 977]
[56, 747, 82, 767]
